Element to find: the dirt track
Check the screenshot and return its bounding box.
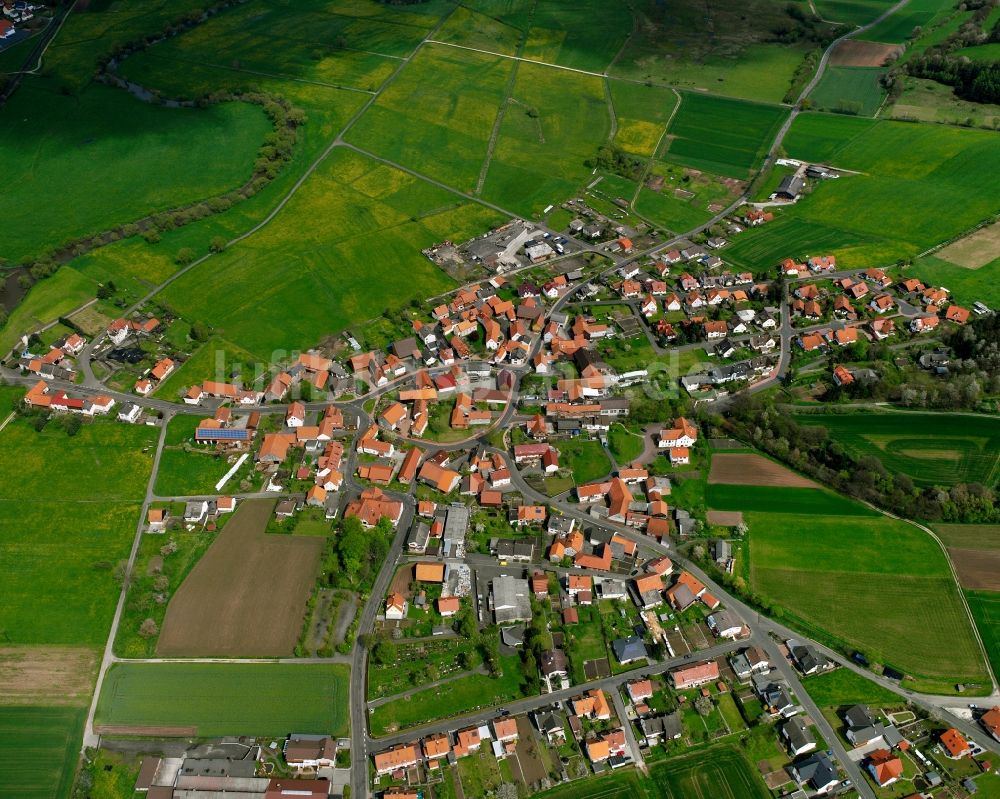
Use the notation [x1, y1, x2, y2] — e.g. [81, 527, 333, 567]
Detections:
[94, 724, 197, 736]
[156, 499, 323, 657]
[708, 453, 817, 487]
[949, 547, 1000, 591]
[830, 39, 902, 66]
[707, 510, 745, 527]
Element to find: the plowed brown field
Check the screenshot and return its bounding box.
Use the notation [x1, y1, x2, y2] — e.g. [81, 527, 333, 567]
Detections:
[156, 499, 322, 656]
[949, 547, 1000, 591]
[708, 453, 817, 487]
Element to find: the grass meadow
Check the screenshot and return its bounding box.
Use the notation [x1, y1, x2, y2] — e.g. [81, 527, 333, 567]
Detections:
[802, 667, 901, 708]
[0, 80, 269, 265]
[726, 113, 1000, 270]
[859, 0, 956, 42]
[110, 0, 443, 92]
[346, 45, 515, 193]
[0, 706, 86, 799]
[810, 67, 887, 116]
[554, 439, 614, 484]
[794, 413, 1000, 487]
[483, 61, 610, 216]
[611, 0, 819, 103]
[609, 81, 679, 157]
[40, 0, 221, 89]
[434, 5, 524, 55]
[522, 0, 633, 73]
[911, 254, 1000, 308]
[96, 662, 349, 736]
[0, 418, 156, 646]
[814, 0, 894, 26]
[706, 484, 878, 515]
[636, 158, 746, 233]
[966, 590, 1000, 682]
[739, 491, 988, 689]
[161, 147, 501, 359]
[534, 745, 769, 799]
[155, 336, 263, 399]
[663, 93, 787, 178]
[369, 654, 525, 736]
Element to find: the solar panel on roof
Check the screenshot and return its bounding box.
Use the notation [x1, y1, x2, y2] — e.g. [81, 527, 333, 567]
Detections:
[195, 428, 250, 440]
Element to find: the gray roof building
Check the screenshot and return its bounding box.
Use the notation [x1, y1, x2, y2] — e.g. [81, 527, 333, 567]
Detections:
[612, 635, 649, 664]
[492, 575, 532, 624]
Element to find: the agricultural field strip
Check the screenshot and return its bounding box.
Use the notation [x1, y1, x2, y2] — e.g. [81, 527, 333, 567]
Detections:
[128, 4, 460, 316]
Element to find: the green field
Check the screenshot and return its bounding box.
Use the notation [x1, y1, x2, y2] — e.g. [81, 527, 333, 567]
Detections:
[740, 486, 988, 689]
[0, 79, 269, 265]
[0, 417, 156, 646]
[967, 590, 1000, 682]
[802, 667, 903, 708]
[810, 66, 887, 116]
[795, 413, 1000, 487]
[111, 0, 438, 92]
[0, 706, 86, 799]
[608, 424, 646, 464]
[726, 113, 1000, 270]
[554, 439, 614, 484]
[662, 93, 787, 178]
[814, 0, 893, 26]
[161, 147, 499, 359]
[891, 77, 1000, 130]
[707, 484, 878, 516]
[482, 61, 610, 216]
[96, 662, 349, 736]
[347, 45, 514, 193]
[522, 0, 633, 73]
[535, 745, 770, 799]
[609, 81, 679, 157]
[635, 157, 744, 232]
[155, 336, 263, 399]
[611, 0, 823, 103]
[369, 654, 525, 736]
[859, 0, 955, 42]
[911, 253, 1000, 309]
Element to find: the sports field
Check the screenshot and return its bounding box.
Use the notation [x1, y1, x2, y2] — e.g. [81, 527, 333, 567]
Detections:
[161, 147, 498, 359]
[534, 745, 769, 799]
[810, 66, 887, 116]
[0, 417, 156, 647]
[0, 706, 86, 799]
[727, 113, 1000, 270]
[0, 79, 269, 265]
[794, 413, 1000, 487]
[95, 662, 349, 737]
[741, 488, 988, 689]
[157, 499, 323, 656]
[662, 93, 787, 178]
